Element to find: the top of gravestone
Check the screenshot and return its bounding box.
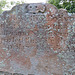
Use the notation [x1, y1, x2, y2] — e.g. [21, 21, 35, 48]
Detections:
[1, 3, 58, 16]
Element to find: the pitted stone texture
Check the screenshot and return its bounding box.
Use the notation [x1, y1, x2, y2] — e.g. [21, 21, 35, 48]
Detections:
[0, 3, 75, 75]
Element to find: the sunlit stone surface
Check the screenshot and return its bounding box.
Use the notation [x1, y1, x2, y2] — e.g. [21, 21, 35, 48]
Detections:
[0, 3, 75, 75]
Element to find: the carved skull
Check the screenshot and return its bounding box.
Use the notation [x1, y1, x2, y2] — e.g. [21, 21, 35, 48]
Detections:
[27, 3, 46, 13]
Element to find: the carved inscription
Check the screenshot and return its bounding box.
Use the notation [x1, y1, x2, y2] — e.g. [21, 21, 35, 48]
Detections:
[0, 3, 75, 75]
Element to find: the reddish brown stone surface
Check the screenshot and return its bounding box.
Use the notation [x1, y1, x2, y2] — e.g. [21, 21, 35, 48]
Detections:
[0, 3, 75, 75]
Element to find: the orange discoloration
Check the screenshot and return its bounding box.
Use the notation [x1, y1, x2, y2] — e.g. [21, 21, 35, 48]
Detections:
[0, 3, 74, 75]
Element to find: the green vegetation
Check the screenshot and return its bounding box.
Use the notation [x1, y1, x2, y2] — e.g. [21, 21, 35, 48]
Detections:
[48, 0, 75, 13]
[0, 0, 25, 14]
[0, 0, 7, 13]
[0, 0, 75, 14]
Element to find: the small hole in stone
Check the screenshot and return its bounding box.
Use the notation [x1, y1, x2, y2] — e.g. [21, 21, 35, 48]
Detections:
[30, 6, 32, 8]
[28, 74, 34, 75]
[35, 6, 37, 8]
[33, 13, 36, 14]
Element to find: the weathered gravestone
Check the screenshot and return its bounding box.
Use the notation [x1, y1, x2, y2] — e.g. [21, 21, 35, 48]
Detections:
[0, 3, 75, 75]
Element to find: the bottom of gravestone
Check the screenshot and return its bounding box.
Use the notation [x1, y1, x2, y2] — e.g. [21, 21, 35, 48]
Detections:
[0, 71, 35, 75]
